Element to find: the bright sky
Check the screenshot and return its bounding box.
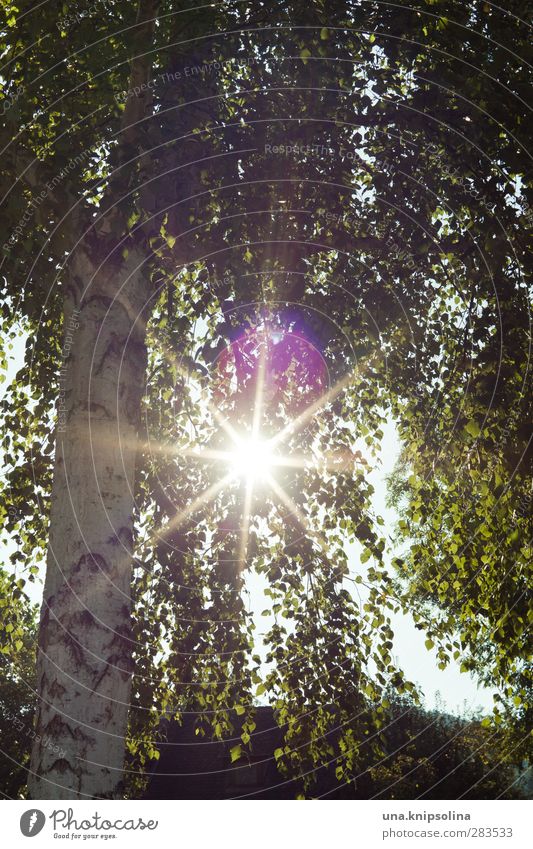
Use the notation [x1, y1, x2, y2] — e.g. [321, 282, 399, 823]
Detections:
[0, 332, 494, 716]
[367, 418, 494, 715]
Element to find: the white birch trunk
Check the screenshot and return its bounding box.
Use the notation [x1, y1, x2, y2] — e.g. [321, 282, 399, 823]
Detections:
[28, 248, 149, 798]
[27, 0, 160, 799]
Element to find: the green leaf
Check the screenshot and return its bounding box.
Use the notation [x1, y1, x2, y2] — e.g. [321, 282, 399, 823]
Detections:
[464, 420, 481, 438]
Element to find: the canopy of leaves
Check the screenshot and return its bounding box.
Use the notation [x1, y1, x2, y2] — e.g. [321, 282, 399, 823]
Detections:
[0, 0, 531, 794]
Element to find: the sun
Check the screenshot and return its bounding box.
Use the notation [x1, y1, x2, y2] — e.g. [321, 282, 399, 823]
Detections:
[227, 436, 276, 483]
[162, 324, 363, 565]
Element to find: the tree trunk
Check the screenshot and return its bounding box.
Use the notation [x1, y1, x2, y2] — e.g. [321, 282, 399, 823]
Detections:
[28, 246, 149, 798]
[27, 0, 160, 799]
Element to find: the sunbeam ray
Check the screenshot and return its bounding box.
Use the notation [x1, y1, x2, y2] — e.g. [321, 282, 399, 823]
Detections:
[149, 330, 369, 565]
[238, 475, 255, 567]
[270, 368, 357, 449]
[156, 340, 241, 445]
[158, 472, 234, 539]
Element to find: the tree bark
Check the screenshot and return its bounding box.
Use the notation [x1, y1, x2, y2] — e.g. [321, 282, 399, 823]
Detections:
[27, 0, 160, 800]
[28, 247, 149, 798]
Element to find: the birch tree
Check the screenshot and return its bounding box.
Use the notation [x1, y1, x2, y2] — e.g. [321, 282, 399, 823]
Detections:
[0, 0, 530, 799]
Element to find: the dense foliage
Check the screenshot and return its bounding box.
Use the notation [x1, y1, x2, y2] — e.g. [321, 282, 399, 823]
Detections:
[0, 0, 531, 796]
